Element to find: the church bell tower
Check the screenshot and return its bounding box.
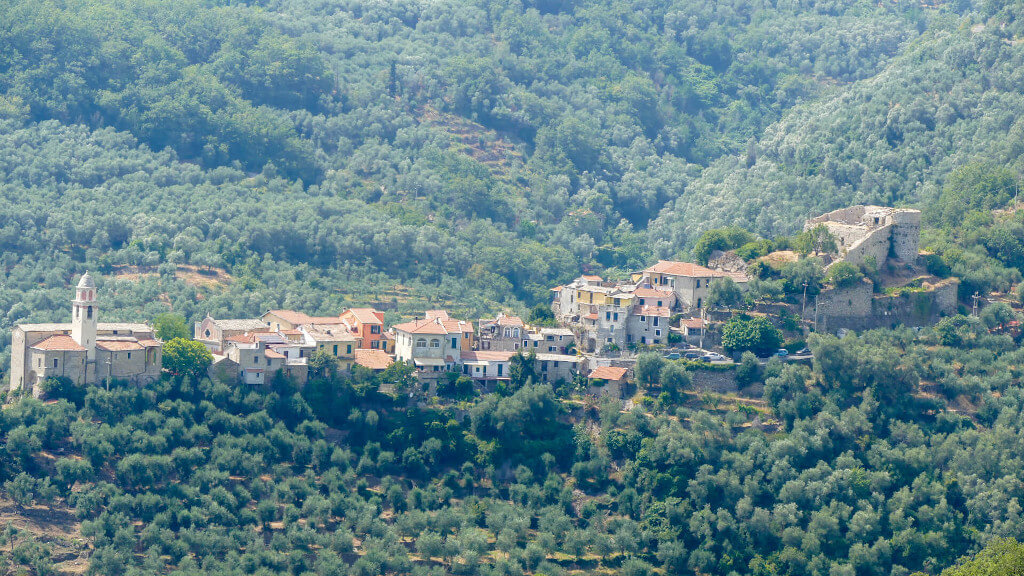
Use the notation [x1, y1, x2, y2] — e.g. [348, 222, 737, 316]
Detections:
[71, 272, 97, 360]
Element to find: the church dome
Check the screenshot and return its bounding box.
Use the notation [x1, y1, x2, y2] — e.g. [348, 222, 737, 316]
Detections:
[77, 271, 96, 289]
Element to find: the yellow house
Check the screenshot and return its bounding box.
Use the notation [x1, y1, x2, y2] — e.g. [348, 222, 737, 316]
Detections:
[302, 325, 357, 369]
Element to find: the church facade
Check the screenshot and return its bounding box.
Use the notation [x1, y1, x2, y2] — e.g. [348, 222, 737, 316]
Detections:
[9, 272, 162, 396]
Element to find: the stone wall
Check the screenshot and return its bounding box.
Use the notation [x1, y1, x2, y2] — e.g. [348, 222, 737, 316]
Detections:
[841, 224, 893, 267]
[808, 206, 921, 267]
[690, 368, 738, 394]
[9, 328, 25, 392]
[816, 278, 959, 332]
[890, 210, 921, 262]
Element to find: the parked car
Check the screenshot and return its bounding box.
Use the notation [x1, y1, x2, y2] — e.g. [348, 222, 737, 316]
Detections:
[706, 353, 727, 362]
[699, 354, 714, 362]
[684, 352, 700, 360]
[795, 348, 811, 356]
[664, 352, 681, 360]
[774, 348, 789, 357]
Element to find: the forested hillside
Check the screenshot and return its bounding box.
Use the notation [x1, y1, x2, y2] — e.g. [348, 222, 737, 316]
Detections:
[650, 4, 1024, 251]
[9, 1, 1024, 575]
[0, 0, 958, 372]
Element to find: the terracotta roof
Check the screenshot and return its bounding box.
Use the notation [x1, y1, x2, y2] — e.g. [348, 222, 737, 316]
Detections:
[584, 313, 598, 321]
[580, 275, 603, 281]
[441, 319, 473, 334]
[137, 339, 162, 347]
[280, 329, 302, 335]
[589, 366, 628, 381]
[634, 305, 672, 317]
[96, 340, 144, 351]
[30, 335, 86, 352]
[392, 318, 450, 335]
[644, 260, 718, 277]
[460, 350, 515, 362]
[264, 310, 312, 325]
[634, 287, 675, 299]
[355, 349, 394, 370]
[496, 315, 524, 327]
[681, 318, 707, 329]
[344, 308, 384, 324]
[264, 349, 287, 359]
[305, 327, 356, 342]
[225, 333, 257, 343]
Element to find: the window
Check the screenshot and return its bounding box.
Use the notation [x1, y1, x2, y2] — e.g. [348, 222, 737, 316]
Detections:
[87, 306, 93, 319]
[430, 339, 440, 348]
[613, 312, 619, 321]
[75, 307, 79, 318]
[640, 315, 646, 322]
[498, 364, 503, 376]
[127, 352, 132, 359]
[370, 325, 381, 334]
[639, 298, 645, 305]
[347, 345, 352, 354]
[113, 330, 118, 335]
[451, 338, 457, 349]
[38, 358, 42, 367]
[653, 317, 660, 327]
[416, 338, 427, 348]
[52, 358, 58, 368]
[523, 340, 529, 348]
[205, 329, 211, 337]
[640, 336, 646, 344]
[614, 298, 620, 306]
[605, 312, 611, 321]
[333, 344, 338, 355]
[655, 329, 662, 336]
[541, 361, 548, 371]
[697, 298, 702, 308]
[653, 339, 660, 344]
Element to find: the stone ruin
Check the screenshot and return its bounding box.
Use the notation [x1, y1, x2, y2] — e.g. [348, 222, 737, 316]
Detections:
[805, 205, 921, 267]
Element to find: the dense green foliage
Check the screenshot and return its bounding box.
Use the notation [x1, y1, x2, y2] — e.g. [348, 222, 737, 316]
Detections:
[721, 314, 783, 356]
[0, 0, 981, 373]
[4, 314, 1024, 574]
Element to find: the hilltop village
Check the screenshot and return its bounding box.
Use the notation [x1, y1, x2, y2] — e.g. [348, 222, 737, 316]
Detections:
[8, 205, 960, 398]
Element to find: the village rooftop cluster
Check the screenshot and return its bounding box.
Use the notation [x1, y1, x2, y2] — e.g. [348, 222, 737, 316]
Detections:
[9, 205, 943, 398]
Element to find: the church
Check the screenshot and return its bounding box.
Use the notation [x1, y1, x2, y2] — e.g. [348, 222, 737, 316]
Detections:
[9, 272, 163, 396]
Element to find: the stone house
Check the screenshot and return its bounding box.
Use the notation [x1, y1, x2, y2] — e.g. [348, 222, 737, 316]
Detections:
[194, 316, 270, 353]
[535, 353, 582, 385]
[478, 313, 526, 351]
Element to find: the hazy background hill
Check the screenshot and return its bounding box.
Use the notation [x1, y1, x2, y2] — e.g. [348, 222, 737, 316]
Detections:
[0, 0, 1011, 372]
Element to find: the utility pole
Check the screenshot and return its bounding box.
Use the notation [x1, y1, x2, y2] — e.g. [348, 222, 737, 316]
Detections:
[801, 281, 809, 322]
[105, 355, 111, 391]
[698, 306, 706, 352]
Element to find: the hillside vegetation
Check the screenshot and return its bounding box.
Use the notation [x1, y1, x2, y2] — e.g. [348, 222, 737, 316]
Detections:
[0, 0, 960, 372]
[4, 324, 1024, 575]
